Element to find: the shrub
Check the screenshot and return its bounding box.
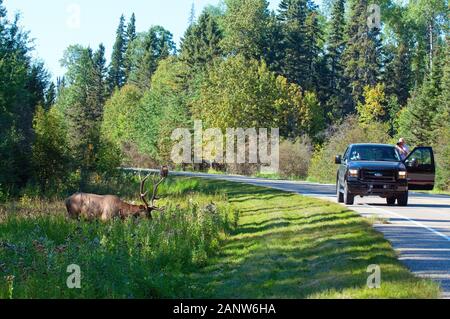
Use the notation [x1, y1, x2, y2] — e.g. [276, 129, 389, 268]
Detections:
[433, 126, 450, 191]
[279, 136, 313, 179]
[308, 116, 392, 183]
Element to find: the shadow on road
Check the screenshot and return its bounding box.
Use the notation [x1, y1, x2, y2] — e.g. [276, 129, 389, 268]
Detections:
[362, 202, 450, 209]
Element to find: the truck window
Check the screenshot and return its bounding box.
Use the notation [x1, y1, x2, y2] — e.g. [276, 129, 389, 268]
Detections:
[349, 146, 400, 162]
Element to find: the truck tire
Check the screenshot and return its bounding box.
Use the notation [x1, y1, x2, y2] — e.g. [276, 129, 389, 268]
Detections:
[397, 192, 408, 206]
[337, 180, 344, 203]
[386, 197, 396, 206]
[344, 182, 354, 205]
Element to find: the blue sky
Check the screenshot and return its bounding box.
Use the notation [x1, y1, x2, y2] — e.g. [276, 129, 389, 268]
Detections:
[2, 0, 322, 81]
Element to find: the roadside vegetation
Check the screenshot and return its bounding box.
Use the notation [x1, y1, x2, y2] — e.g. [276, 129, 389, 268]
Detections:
[0, 175, 440, 298]
[0, 175, 239, 298]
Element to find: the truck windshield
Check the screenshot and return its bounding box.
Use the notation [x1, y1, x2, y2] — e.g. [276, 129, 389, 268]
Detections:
[349, 146, 401, 162]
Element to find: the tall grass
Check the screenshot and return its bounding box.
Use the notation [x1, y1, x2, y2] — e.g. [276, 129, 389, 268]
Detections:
[0, 176, 239, 298]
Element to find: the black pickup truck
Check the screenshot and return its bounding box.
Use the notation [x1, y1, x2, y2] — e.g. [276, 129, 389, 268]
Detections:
[335, 144, 435, 206]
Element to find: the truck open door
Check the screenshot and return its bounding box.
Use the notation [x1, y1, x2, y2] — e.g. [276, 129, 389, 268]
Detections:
[404, 147, 435, 190]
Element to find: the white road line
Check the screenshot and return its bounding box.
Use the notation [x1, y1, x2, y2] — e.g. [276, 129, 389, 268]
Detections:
[361, 203, 450, 242]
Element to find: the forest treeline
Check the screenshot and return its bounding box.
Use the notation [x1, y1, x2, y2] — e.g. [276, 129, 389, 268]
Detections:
[0, 0, 448, 198]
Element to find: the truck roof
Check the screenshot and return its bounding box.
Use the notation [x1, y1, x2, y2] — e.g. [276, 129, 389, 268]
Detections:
[349, 143, 395, 148]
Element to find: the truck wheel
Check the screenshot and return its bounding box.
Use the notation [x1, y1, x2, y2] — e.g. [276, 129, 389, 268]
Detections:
[337, 180, 344, 203]
[386, 197, 396, 206]
[397, 192, 408, 206]
[344, 182, 354, 205]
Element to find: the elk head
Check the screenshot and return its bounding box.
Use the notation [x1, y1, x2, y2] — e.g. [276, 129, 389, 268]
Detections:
[139, 166, 169, 219]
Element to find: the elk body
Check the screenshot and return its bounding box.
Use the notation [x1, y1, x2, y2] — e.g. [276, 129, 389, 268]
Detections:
[65, 168, 168, 221]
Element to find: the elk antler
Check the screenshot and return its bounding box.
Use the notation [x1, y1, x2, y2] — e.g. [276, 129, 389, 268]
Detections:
[140, 173, 151, 213]
[140, 167, 169, 219]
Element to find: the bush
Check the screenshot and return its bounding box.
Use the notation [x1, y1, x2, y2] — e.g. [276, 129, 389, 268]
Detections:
[279, 136, 313, 179]
[308, 116, 392, 184]
[434, 126, 450, 191]
[0, 184, 9, 203]
[31, 106, 72, 195]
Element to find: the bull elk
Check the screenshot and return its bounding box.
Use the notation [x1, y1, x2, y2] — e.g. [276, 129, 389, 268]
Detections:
[65, 167, 169, 221]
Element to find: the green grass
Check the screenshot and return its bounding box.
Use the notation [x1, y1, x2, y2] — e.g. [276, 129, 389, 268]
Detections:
[0, 176, 239, 298]
[0, 175, 440, 298]
[185, 180, 439, 298]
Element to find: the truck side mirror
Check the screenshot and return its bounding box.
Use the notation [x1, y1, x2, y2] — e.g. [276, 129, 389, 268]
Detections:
[335, 155, 342, 165]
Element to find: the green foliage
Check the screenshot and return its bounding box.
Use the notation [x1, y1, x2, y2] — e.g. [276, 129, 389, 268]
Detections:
[221, 0, 271, 60]
[108, 15, 127, 91]
[180, 10, 222, 71]
[193, 54, 323, 138]
[384, 43, 412, 107]
[342, 0, 383, 111]
[356, 84, 388, 125]
[278, 0, 323, 91]
[397, 42, 449, 190]
[325, 0, 347, 120]
[126, 26, 176, 89]
[60, 45, 106, 188]
[397, 77, 440, 146]
[136, 57, 191, 162]
[101, 84, 143, 151]
[0, 4, 50, 192]
[31, 106, 70, 194]
[102, 57, 191, 165]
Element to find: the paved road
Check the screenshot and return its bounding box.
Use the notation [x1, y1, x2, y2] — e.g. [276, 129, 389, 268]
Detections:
[129, 169, 450, 298]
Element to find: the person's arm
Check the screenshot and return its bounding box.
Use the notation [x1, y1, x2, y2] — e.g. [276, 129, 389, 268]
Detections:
[405, 145, 411, 154]
[395, 145, 404, 155]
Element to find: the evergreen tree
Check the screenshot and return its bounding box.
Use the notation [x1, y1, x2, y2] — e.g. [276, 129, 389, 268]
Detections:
[384, 42, 412, 106]
[342, 0, 383, 111]
[92, 43, 107, 119]
[188, 1, 196, 26]
[61, 45, 103, 188]
[124, 13, 137, 82]
[56, 76, 66, 97]
[433, 39, 450, 190]
[262, 12, 284, 74]
[180, 10, 222, 71]
[44, 82, 56, 110]
[278, 0, 322, 91]
[326, 0, 348, 120]
[0, 6, 48, 189]
[126, 26, 176, 89]
[27, 62, 50, 113]
[221, 0, 271, 60]
[126, 13, 137, 43]
[397, 45, 445, 147]
[108, 15, 127, 92]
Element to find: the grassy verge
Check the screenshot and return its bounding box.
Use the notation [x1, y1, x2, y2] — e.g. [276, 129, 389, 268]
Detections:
[186, 180, 440, 298]
[0, 176, 440, 298]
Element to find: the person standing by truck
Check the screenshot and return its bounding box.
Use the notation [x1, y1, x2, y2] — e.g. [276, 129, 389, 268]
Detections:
[396, 138, 410, 160]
